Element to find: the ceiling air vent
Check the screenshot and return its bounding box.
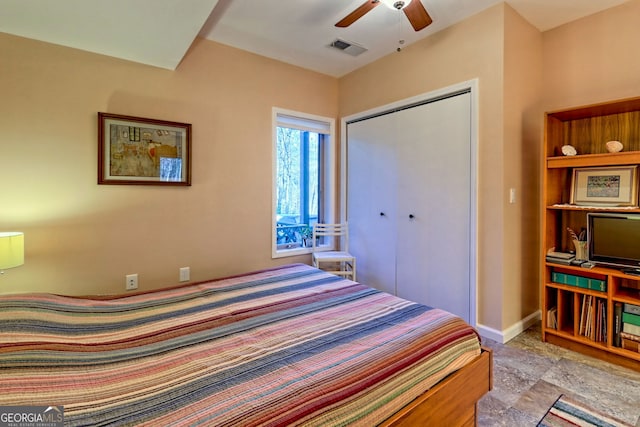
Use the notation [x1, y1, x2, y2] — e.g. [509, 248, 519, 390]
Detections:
[329, 39, 367, 57]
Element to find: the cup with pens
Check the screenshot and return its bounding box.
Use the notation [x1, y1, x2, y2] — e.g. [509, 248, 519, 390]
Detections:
[568, 227, 587, 261]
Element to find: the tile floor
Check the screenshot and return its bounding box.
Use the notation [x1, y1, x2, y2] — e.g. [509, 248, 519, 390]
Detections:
[477, 323, 640, 426]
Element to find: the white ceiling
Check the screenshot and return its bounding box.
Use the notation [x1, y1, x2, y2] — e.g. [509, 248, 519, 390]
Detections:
[0, 0, 221, 69]
[0, 0, 631, 77]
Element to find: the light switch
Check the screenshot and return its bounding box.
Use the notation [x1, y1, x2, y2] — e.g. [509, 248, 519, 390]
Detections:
[179, 267, 190, 282]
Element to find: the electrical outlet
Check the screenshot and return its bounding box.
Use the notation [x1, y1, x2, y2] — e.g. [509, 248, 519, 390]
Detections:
[179, 267, 190, 282]
[126, 274, 138, 290]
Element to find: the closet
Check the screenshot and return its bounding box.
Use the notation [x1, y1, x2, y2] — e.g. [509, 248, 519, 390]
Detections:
[346, 88, 474, 323]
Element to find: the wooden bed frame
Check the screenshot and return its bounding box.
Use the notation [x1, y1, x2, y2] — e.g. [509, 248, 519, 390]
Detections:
[382, 346, 493, 427]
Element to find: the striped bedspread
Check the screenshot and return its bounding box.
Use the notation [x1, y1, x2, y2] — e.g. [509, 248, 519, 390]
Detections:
[0, 264, 481, 426]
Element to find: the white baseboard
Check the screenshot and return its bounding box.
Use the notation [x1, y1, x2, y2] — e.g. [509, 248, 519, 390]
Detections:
[476, 310, 541, 344]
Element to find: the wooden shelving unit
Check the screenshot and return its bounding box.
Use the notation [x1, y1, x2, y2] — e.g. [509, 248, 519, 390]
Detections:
[541, 97, 640, 371]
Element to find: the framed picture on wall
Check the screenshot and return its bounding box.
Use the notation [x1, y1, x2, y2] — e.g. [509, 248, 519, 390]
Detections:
[98, 113, 192, 186]
[570, 165, 638, 206]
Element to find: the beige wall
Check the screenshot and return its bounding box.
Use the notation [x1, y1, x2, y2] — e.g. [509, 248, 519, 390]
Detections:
[0, 34, 338, 295]
[500, 0, 640, 330]
[502, 6, 543, 328]
[542, 0, 640, 112]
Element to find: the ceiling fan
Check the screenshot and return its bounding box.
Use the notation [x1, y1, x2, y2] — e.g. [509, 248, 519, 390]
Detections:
[335, 0, 433, 32]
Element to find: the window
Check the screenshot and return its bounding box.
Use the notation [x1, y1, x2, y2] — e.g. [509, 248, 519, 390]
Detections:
[272, 108, 335, 257]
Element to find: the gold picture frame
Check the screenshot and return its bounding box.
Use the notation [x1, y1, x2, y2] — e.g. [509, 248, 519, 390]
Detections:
[570, 165, 638, 206]
[98, 113, 191, 186]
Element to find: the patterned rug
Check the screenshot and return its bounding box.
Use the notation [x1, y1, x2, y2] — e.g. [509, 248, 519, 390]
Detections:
[538, 394, 633, 427]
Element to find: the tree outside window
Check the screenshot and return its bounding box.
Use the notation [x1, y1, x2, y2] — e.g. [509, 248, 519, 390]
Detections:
[276, 127, 321, 248]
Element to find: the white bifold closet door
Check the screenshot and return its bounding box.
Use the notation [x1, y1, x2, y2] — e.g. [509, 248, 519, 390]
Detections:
[347, 91, 472, 323]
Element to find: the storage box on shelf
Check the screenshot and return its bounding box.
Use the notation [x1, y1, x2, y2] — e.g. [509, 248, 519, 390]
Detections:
[542, 96, 640, 370]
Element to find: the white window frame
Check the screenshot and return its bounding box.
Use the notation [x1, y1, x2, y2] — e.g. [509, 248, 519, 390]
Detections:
[272, 107, 336, 258]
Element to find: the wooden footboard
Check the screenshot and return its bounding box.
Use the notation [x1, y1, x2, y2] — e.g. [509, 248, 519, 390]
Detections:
[381, 346, 493, 427]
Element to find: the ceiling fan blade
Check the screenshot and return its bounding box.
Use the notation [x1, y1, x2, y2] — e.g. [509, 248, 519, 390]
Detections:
[335, 0, 380, 28]
[403, 0, 432, 31]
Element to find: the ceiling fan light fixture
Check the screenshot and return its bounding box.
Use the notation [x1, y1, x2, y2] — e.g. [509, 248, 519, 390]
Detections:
[335, 0, 430, 31]
[379, 0, 412, 10]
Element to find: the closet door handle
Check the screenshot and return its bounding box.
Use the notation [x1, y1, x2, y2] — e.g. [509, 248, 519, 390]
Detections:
[380, 212, 385, 217]
[409, 214, 415, 219]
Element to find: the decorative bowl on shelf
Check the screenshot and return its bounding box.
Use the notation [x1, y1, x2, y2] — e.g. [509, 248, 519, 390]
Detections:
[605, 140, 623, 153]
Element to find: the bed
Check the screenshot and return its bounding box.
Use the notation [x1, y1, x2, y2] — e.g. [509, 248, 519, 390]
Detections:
[0, 263, 491, 426]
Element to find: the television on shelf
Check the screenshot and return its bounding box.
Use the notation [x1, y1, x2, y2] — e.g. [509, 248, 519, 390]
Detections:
[587, 212, 640, 274]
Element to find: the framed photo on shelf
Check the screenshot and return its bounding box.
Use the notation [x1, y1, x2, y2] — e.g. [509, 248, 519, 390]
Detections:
[570, 165, 638, 206]
[98, 113, 192, 186]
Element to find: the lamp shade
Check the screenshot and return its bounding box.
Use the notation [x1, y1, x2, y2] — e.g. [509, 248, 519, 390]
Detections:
[0, 232, 24, 270]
